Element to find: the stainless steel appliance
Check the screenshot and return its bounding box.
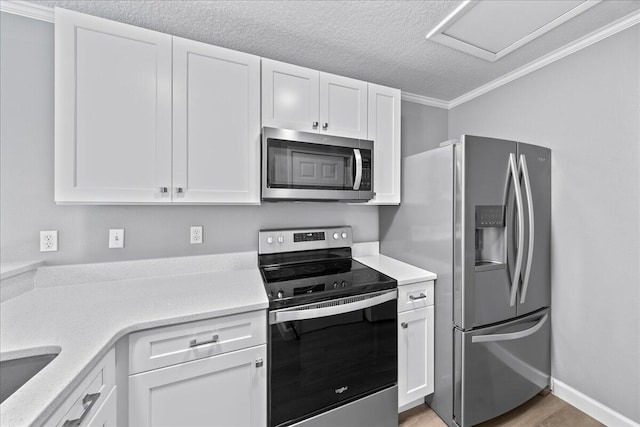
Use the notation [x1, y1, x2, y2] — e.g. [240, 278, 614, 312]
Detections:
[379, 135, 551, 426]
[262, 127, 373, 202]
[259, 226, 398, 427]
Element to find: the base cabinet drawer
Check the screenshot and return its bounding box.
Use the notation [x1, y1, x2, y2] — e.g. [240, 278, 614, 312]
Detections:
[398, 281, 434, 313]
[86, 386, 117, 427]
[45, 348, 116, 427]
[398, 306, 434, 408]
[129, 310, 267, 374]
[129, 345, 267, 427]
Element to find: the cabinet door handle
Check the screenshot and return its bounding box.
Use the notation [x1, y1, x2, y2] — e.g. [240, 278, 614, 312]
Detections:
[322, 122, 328, 130]
[312, 121, 319, 129]
[175, 187, 184, 195]
[189, 334, 219, 348]
[409, 293, 427, 300]
[401, 322, 408, 329]
[62, 392, 101, 427]
[255, 357, 264, 368]
[159, 186, 169, 194]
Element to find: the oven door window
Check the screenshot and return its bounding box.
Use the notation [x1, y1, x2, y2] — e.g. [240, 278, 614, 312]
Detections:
[267, 139, 357, 190]
[269, 299, 397, 427]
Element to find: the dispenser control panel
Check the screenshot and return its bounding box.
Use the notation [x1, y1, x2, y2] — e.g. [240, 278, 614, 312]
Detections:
[476, 205, 505, 227]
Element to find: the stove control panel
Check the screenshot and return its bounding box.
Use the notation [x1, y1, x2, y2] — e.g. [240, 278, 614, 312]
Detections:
[259, 226, 352, 254]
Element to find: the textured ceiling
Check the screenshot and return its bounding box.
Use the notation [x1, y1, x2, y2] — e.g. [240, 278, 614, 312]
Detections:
[36, 0, 640, 101]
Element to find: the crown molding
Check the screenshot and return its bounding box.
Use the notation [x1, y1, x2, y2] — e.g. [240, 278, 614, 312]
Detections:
[3, 1, 639, 112]
[401, 92, 449, 109]
[0, 0, 54, 22]
[449, 8, 640, 109]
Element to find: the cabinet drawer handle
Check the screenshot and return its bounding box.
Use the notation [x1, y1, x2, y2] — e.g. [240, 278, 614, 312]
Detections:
[401, 322, 408, 329]
[322, 122, 328, 130]
[409, 293, 427, 300]
[312, 121, 319, 129]
[189, 334, 219, 348]
[62, 392, 101, 427]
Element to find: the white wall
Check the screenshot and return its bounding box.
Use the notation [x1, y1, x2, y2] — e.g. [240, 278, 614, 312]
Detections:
[0, 12, 378, 265]
[449, 26, 640, 423]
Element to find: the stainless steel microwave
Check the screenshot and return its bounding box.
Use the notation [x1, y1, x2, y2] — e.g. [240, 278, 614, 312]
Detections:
[262, 127, 373, 202]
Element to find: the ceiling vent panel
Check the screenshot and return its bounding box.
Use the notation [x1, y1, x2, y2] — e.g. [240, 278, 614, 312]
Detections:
[427, 0, 601, 62]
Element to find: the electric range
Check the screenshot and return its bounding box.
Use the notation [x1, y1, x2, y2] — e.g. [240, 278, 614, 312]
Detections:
[259, 226, 398, 427]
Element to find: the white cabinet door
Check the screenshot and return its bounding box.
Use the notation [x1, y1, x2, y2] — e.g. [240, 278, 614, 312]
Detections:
[173, 37, 260, 204]
[55, 8, 173, 203]
[129, 345, 267, 427]
[86, 386, 117, 427]
[262, 59, 320, 133]
[367, 84, 401, 205]
[319, 73, 368, 139]
[398, 306, 434, 408]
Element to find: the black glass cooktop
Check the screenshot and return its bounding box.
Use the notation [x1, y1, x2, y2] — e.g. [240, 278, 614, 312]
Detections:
[259, 248, 396, 309]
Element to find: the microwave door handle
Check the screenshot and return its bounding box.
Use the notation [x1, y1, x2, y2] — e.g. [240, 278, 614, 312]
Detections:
[353, 149, 363, 190]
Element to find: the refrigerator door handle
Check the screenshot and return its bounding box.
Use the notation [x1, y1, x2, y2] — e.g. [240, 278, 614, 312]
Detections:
[506, 153, 525, 307]
[519, 154, 535, 304]
[471, 313, 548, 343]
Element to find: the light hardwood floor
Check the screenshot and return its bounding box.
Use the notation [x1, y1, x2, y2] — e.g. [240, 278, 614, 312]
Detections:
[399, 394, 604, 427]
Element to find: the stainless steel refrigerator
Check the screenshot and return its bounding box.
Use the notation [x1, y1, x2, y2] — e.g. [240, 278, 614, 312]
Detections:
[380, 135, 551, 426]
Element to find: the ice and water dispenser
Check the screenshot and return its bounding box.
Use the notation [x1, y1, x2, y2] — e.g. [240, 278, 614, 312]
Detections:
[475, 205, 506, 271]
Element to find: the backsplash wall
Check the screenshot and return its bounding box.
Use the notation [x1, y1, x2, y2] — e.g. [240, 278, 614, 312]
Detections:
[0, 12, 378, 265]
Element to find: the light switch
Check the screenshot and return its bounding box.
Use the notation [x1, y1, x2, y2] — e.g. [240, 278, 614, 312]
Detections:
[109, 229, 124, 249]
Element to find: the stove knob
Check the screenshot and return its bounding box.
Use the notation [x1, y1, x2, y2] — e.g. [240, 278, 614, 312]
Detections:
[266, 236, 274, 244]
[277, 290, 284, 299]
[341, 281, 347, 287]
[277, 236, 285, 244]
[268, 291, 274, 299]
[333, 232, 339, 240]
[341, 232, 347, 239]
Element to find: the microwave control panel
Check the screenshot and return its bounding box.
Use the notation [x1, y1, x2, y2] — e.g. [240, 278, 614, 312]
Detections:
[359, 151, 372, 191]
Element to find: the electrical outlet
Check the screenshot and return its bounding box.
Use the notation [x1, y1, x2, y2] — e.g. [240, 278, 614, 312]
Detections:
[109, 229, 125, 249]
[40, 230, 58, 252]
[190, 226, 203, 244]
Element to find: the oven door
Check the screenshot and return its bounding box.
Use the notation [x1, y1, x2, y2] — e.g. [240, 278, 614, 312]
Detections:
[268, 289, 397, 427]
[262, 127, 373, 201]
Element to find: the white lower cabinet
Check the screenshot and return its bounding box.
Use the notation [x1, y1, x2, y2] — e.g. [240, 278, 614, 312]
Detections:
[397, 281, 435, 410]
[129, 345, 267, 427]
[45, 348, 116, 426]
[86, 386, 118, 427]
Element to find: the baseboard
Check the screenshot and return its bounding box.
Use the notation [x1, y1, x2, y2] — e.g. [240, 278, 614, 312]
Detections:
[398, 397, 426, 414]
[551, 378, 640, 427]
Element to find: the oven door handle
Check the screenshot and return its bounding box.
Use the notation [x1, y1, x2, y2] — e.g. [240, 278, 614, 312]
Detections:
[270, 289, 397, 324]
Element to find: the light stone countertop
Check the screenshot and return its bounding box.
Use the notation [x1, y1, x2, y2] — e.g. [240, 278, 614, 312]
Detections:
[354, 253, 437, 285]
[0, 255, 268, 427]
[0, 244, 435, 426]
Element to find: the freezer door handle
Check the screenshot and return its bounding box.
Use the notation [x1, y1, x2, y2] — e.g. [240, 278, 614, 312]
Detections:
[519, 154, 535, 304]
[505, 153, 525, 307]
[471, 313, 548, 343]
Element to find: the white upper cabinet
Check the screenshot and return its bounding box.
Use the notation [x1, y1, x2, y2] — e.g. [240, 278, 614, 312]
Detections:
[56, 9, 260, 204]
[319, 73, 368, 139]
[367, 83, 401, 205]
[55, 8, 173, 203]
[173, 37, 261, 204]
[262, 59, 368, 139]
[262, 59, 320, 133]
